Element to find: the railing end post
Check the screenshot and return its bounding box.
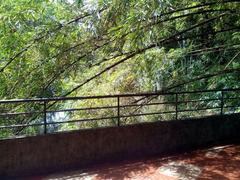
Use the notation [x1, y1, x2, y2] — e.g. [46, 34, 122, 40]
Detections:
[117, 96, 120, 127]
[43, 100, 47, 134]
[175, 93, 178, 120]
[220, 90, 224, 115]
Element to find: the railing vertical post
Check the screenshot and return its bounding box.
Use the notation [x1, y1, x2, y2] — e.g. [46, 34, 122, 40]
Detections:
[175, 93, 178, 120]
[43, 100, 47, 134]
[117, 96, 120, 126]
[220, 90, 224, 115]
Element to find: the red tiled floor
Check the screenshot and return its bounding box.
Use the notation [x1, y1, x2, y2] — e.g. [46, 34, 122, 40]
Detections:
[21, 144, 240, 180]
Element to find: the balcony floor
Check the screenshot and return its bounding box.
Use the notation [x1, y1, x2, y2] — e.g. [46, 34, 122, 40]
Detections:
[21, 143, 240, 180]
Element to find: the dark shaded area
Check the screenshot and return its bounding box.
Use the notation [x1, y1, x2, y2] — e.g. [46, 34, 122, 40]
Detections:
[88, 145, 240, 180]
[0, 113, 239, 179]
[19, 144, 240, 179]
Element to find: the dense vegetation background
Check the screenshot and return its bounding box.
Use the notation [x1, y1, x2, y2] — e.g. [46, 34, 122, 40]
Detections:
[0, 0, 239, 137]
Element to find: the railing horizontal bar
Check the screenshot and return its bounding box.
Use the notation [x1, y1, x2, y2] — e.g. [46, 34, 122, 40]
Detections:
[47, 116, 117, 125]
[2, 105, 238, 129]
[121, 101, 176, 108]
[0, 111, 41, 117]
[224, 105, 240, 108]
[0, 98, 226, 116]
[0, 99, 224, 116]
[47, 106, 117, 113]
[1, 105, 237, 129]
[121, 111, 176, 118]
[178, 98, 220, 104]
[0, 98, 237, 116]
[46, 102, 177, 113]
[178, 106, 221, 112]
[0, 99, 44, 104]
[0, 88, 239, 104]
[28, 111, 178, 127]
[174, 88, 240, 95]
[0, 123, 44, 129]
[48, 111, 176, 125]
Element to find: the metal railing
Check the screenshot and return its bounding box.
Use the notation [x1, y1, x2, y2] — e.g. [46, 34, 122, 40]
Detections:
[0, 88, 239, 138]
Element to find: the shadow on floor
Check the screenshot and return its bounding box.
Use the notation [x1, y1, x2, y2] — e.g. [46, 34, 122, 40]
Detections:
[38, 144, 240, 180]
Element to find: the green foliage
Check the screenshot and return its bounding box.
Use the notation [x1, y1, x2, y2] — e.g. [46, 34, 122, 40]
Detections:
[0, 0, 239, 138]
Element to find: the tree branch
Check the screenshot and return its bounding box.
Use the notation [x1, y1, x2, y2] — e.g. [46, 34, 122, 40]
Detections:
[0, 8, 107, 73]
[60, 14, 226, 98]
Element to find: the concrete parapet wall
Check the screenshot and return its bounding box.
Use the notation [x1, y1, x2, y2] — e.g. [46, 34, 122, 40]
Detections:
[0, 113, 239, 178]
